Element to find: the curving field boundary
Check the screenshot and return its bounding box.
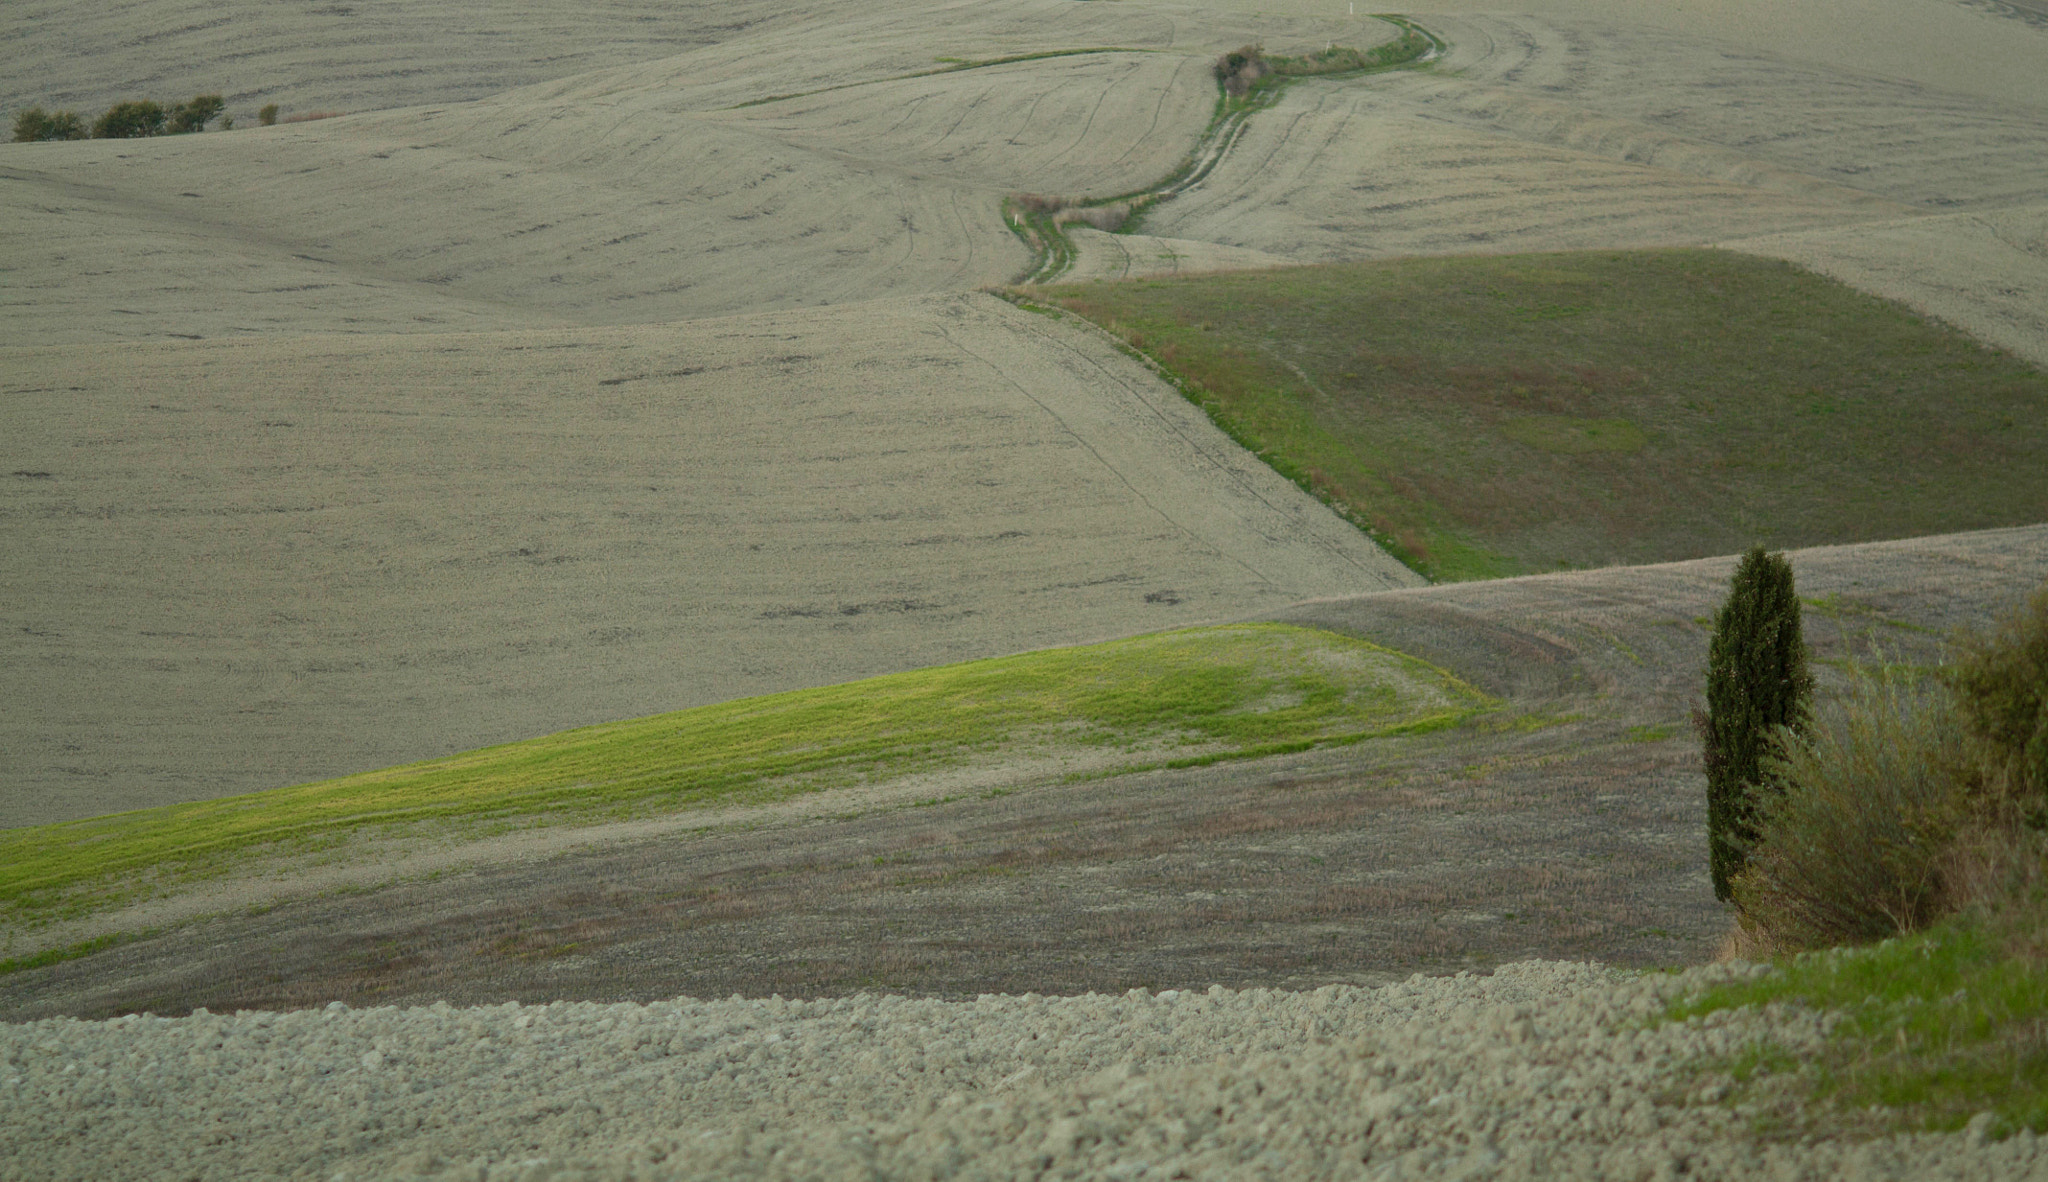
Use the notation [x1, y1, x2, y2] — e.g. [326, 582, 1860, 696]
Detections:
[1005, 17, 1443, 285]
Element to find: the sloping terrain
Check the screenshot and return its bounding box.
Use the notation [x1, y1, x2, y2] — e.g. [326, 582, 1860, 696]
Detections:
[1725, 204, 2048, 370]
[5, 525, 2040, 1021]
[2, 50, 1213, 342]
[7, 0, 2044, 828]
[1117, 7, 2048, 366]
[4, 0, 2047, 1174]
[0, 1, 1393, 344]
[1, 293, 1413, 827]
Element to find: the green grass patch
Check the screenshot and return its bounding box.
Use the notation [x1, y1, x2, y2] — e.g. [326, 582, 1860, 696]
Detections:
[0, 931, 137, 976]
[1024, 249, 2048, 581]
[1669, 905, 2048, 1138]
[0, 624, 1489, 928]
[1802, 592, 1942, 638]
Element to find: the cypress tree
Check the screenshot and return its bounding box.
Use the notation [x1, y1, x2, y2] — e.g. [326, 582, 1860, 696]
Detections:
[1702, 545, 1814, 902]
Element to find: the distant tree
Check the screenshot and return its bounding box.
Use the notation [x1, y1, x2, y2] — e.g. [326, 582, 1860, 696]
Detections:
[258, 103, 279, 127]
[1700, 545, 1814, 902]
[13, 106, 88, 142]
[1214, 45, 1271, 98]
[93, 100, 166, 139]
[166, 93, 225, 134]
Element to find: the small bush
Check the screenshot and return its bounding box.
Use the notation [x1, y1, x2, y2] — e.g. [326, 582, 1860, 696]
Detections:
[1733, 667, 1966, 948]
[93, 100, 165, 139]
[1055, 203, 1131, 233]
[280, 110, 344, 124]
[258, 103, 278, 126]
[1733, 578, 2048, 954]
[1011, 194, 1130, 233]
[1700, 545, 1814, 902]
[1214, 45, 1271, 98]
[1943, 583, 2048, 825]
[166, 93, 224, 134]
[13, 106, 88, 142]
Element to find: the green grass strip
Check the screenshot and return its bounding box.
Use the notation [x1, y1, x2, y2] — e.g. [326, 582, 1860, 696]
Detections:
[1668, 908, 2048, 1137]
[0, 624, 1491, 926]
[0, 932, 136, 977]
[1026, 249, 2048, 582]
[1007, 17, 1440, 283]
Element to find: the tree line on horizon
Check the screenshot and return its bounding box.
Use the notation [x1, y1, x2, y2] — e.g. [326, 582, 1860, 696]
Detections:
[12, 95, 293, 142]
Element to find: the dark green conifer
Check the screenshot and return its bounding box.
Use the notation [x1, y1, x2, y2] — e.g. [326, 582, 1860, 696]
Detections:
[1702, 545, 1814, 902]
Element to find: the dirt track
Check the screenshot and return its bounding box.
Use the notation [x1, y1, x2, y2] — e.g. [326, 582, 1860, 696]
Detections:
[4, 526, 2039, 1022]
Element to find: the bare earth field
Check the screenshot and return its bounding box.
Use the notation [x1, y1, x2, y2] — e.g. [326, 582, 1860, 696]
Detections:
[0, 1, 1389, 344]
[2, 0, 2041, 825]
[2, 293, 1412, 827]
[4, 0, 2047, 1173]
[1132, 6, 2048, 366]
[3, 525, 2042, 1021]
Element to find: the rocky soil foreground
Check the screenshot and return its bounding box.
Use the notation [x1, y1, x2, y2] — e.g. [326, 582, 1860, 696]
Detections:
[3, 535, 2043, 1180]
[6, 960, 2042, 1180]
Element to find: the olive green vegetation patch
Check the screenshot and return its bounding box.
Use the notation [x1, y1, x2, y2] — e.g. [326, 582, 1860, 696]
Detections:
[0, 624, 1491, 930]
[1499, 416, 1647, 455]
[1667, 905, 2048, 1138]
[1024, 249, 2048, 581]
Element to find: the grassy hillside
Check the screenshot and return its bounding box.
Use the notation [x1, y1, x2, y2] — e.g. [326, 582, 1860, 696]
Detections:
[1023, 249, 2048, 581]
[1670, 902, 2048, 1139]
[0, 624, 1490, 933]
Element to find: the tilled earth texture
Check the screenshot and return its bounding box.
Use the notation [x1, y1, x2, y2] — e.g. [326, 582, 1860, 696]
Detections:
[8, 963, 2047, 1181]
[1112, 5, 2048, 368]
[5, 0, 2047, 1175]
[1, 294, 1411, 828]
[7, 0, 2045, 820]
[5, 526, 2042, 1022]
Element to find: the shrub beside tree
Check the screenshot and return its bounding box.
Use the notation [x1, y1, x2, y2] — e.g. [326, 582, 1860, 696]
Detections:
[1945, 584, 2048, 827]
[1729, 578, 2048, 952]
[1734, 666, 1962, 946]
[1699, 545, 1814, 903]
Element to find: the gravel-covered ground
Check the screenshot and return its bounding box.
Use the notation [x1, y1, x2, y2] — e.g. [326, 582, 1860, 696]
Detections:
[5, 959, 2040, 1181]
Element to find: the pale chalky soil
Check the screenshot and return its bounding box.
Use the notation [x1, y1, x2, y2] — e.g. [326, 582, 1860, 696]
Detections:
[4, 961, 2039, 1181]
